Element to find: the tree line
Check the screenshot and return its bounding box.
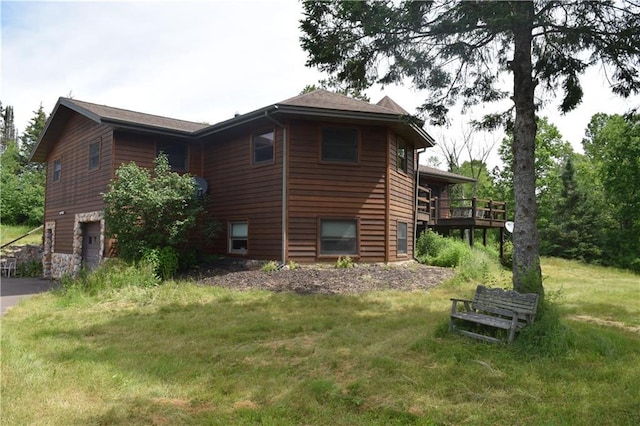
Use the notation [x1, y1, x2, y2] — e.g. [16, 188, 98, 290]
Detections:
[1, 102, 47, 227]
[454, 114, 640, 273]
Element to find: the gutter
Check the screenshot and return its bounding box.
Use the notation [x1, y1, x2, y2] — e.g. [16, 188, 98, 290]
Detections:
[414, 147, 427, 262]
[264, 108, 288, 264]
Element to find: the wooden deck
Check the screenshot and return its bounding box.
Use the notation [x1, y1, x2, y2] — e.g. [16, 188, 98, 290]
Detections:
[417, 186, 506, 228]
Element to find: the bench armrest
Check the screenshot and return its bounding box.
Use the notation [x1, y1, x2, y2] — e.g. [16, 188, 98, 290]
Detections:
[450, 298, 473, 313]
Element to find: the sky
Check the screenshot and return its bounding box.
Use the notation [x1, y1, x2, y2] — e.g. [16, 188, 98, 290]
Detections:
[2, 0, 639, 167]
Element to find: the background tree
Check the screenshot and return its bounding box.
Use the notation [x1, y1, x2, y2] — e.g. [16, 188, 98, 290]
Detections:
[19, 104, 47, 170]
[300, 0, 640, 294]
[103, 154, 204, 262]
[0, 102, 46, 226]
[583, 113, 640, 271]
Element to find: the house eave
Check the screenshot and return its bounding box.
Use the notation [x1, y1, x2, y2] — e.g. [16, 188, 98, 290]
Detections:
[196, 104, 435, 148]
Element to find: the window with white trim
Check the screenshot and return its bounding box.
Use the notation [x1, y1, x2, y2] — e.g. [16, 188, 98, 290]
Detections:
[321, 127, 358, 163]
[228, 221, 248, 254]
[253, 130, 274, 165]
[320, 219, 358, 255]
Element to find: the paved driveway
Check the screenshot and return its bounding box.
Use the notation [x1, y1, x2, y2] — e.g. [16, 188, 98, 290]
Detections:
[1, 277, 57, 315]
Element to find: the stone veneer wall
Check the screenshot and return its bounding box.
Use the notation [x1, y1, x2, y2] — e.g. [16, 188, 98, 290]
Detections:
[45, 211, 105, 279]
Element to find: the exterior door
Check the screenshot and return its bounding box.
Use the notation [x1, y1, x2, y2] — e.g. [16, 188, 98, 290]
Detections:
[81, 222, 101, 270]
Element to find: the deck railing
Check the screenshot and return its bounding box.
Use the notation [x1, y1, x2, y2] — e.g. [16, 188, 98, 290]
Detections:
[417, 191, 506, 224]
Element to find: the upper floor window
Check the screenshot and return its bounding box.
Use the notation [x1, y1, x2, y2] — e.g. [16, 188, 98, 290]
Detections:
[253, 130, 274, 165]
[53, 159, 61, 182]
[157, 141, 187, 171]
[88, 140, 100, 170]
[319, 218, 358, 255]
[321, 127, 358, 163]
[397, 139, 408, 173]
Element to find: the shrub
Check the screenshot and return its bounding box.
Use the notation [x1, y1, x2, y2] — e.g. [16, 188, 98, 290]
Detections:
[17, 260, 43, 277]
[416, 229, 447, 258]
[142, 246, 179, 280]
[261, 260, 279, 272]
[500, 240, 513, 268]
[335, 256, 354, 268]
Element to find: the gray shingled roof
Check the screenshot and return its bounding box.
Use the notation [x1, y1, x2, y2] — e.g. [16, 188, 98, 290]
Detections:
[419, 165, 476, 183]
[279, 89, 404, 115]
[63, 98, 208, 133]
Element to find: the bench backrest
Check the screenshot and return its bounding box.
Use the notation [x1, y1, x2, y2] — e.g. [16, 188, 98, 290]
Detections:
[472, 285, 539, 322]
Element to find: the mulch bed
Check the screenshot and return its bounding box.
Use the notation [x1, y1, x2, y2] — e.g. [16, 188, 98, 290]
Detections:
[189, 258, 455, 295]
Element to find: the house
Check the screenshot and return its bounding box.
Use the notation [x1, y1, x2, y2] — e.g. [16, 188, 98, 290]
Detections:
[31, 90, 435, 278]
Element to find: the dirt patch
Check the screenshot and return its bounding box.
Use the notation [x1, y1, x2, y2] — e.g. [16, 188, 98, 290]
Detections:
[190, 259, 455, 295]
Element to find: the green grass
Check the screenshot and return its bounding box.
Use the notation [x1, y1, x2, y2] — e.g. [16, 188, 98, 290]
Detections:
[2, 258, 639, 425]
[0, 223, 43, 247]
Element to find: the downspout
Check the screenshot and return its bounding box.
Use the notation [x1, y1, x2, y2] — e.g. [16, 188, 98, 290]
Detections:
[264, 109, 287, 264]
[414, 148, 427, 261]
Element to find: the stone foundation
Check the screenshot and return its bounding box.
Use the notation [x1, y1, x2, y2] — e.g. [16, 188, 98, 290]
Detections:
[50, 253, 79, 279]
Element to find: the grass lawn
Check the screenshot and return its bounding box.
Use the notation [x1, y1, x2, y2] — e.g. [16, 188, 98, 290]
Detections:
[0, 224, 43, 247]
[1, 258, 639, 425]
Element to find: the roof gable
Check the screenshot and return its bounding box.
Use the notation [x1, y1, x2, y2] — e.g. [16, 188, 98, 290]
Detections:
[278, 89, 402, 115]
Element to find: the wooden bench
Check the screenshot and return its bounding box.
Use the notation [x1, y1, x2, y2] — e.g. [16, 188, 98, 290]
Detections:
[449, 285, 539, 344]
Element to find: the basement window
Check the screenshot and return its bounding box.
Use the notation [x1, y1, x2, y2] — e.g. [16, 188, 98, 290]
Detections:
[320, 219, 358, 255]
[397, 222, 408, 255]
[228, 221, 248, 254]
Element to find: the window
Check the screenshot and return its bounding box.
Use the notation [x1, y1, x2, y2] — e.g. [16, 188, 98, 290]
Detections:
[397, 222, 408, 255]
[89, 140, 100, 170]
[321, 127, 358, 163]
[157, 141, 188, 171]
[320, 219, 358, 255]
[53, 159, 61, 182]
[397, 139, 407, 173]
[228, 221, 248, 254]
[253, 130, 274, 165]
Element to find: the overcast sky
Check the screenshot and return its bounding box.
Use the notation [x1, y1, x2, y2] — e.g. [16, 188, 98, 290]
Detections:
[3, 1, 639, 167]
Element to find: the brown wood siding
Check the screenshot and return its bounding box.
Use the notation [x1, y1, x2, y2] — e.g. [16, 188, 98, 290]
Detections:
[202, 127, 283, 259]
[287, 120, 387, 262]
[388, 133, 416, 260]
[44, 114, 113, 253]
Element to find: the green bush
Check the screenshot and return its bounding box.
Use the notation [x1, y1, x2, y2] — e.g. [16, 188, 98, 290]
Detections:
[142, 246, 179, 280]
[335, 256, 354, 268]
[415, 229, 447, 258]
[16, 260, 43, 277]
[261, 260, 279, 272]
[500, 240, 513, 268]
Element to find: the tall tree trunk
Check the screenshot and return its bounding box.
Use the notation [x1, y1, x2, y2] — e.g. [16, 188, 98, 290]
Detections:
[510, 1, 543, 297]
